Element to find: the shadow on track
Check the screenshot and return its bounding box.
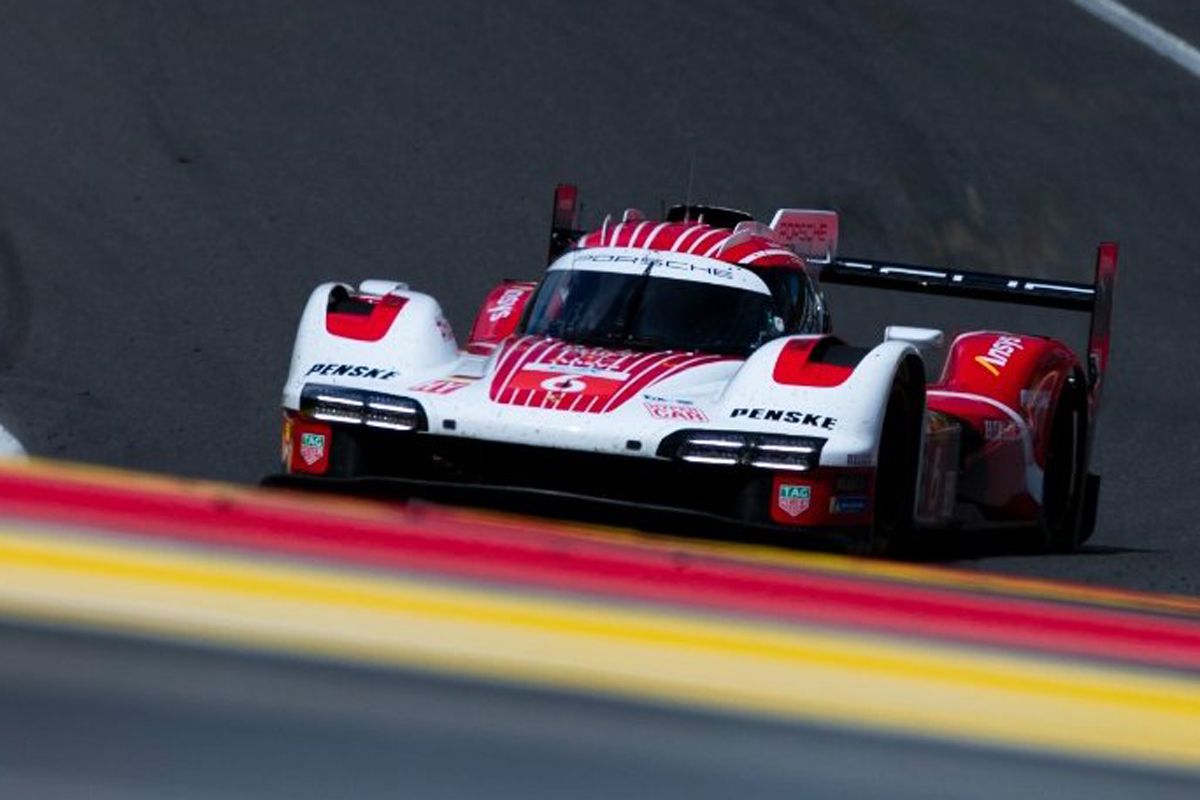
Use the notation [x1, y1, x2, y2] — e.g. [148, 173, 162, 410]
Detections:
[264, 475, 1155, 563]
[893, 533, 1155, 563]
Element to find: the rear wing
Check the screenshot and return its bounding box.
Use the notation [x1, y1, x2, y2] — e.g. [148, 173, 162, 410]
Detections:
[545, 187, 1118, 402]
[820, 244, 1119, 403]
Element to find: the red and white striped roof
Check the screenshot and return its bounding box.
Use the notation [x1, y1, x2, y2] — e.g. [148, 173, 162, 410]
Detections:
[576, 219, 806, 269]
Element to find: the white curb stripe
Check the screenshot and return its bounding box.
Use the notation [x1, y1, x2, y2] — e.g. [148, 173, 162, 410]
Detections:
[1068, 0, 1200, 80]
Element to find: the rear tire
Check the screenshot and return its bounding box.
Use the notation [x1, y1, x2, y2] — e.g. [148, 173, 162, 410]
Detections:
[1037, 377, 1088, 552]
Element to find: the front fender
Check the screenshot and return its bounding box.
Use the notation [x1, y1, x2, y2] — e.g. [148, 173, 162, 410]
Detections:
[282, 282, 459, 409]
[719, 336, 923, 466]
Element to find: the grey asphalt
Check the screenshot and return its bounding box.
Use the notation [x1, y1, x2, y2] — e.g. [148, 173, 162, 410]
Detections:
[1, 621, 1195, 800]
[4, 1, 1198, 592]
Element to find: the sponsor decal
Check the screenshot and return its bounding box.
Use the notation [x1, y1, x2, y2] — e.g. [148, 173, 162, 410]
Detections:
[575, 252, 736, 281]
[777, 484, 811, 517]
[538, 362, 631, 381]
[835, 474, 870, 493]
[530, 345, 637, 376]
[490, 338, 729, 414]
[846, 454, 873, 467]
[773, 218, 833, 249]
[730, 407, 837, 430]
[435, 316, 455, 343]
[1020, 389, 1051, 411]
[539, 375, 587, 394]
[410, 378, 472, 395]
[644, 394, 694, 405]
[306, 363, 399, 380]
[830, 495, 869, 515]
[974, 335, 1024, 377]
[984, 419, 1022, 442]
[644, 400, 709, 422]
[299, 432, 327, 466]
[486, 288, 527, 323]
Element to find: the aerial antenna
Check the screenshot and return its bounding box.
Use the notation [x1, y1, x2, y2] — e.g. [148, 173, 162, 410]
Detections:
[683, 133, 696, 223]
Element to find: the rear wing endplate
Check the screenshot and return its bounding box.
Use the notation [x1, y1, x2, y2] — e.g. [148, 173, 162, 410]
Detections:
[820, 244, 1119, 402]
[1086, 243, 1118, 405]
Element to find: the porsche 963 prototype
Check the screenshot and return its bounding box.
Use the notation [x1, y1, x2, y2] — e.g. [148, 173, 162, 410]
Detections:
[275, 185, 1117, 553]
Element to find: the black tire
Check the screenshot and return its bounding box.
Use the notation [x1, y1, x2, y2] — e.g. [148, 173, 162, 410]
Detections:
[1077, 473, 1100, 546]
[324, 424, 367, 478]
[852, 365, 924, 556]
[1036, 377, 1088, 552]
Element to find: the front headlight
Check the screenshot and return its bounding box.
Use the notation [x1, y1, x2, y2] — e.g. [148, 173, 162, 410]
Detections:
[661, 430, 825, 471]
[675, 434, 747, 466]
[300, 384, 427, 431]
[746, 434, 822, 471]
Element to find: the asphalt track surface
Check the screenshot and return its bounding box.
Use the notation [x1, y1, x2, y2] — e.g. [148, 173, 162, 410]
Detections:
[1, 1, 1200, 592]
[2, 621, 1197, 800]
[3, 1, 1200, 594]
[1, 4, 1200, 797]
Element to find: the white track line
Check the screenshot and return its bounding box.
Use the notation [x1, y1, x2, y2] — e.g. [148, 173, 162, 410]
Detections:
[1068, 0, 1200, 80]
[0, 424, 26, 459]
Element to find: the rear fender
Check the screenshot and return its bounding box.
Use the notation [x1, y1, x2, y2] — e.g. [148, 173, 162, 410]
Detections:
[929, 331, 1085, 518]
[282, 282, 459, 409]
[934, 331, 1080, 464]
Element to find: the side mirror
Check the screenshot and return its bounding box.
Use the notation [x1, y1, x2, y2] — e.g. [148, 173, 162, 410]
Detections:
[885, 325, 944, 355]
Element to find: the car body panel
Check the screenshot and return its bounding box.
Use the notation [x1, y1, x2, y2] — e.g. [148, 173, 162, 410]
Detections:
[276, 187, 1115, 547]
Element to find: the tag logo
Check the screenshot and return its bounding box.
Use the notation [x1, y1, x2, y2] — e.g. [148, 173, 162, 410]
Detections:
[777, 484, 811, 517]
[299, 432, 326, 466]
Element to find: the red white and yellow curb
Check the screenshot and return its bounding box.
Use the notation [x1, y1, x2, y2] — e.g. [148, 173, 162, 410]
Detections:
[1, 526, 1197, 771]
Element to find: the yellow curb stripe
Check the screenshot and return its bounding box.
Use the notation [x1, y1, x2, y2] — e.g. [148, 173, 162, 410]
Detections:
[0, 528, 1197, 770]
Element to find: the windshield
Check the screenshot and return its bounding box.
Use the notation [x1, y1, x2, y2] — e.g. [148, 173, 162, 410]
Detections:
[520, 267, 784, 356]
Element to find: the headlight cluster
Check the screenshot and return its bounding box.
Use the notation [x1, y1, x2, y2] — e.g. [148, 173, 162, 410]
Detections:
[660, 430, 825, 471]
[300, 384, 427, 431]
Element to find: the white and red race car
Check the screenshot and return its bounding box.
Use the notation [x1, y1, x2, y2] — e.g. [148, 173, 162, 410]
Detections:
[275, 185, 1117, 553]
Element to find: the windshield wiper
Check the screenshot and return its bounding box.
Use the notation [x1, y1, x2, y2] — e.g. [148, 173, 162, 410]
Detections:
[609, 260, 656, 345]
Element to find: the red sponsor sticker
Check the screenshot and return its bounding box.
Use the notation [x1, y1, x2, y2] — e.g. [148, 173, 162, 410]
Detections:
[643, 401, 708, 423]
[410, 378, 472, 395]
[486, 288, 528, 323]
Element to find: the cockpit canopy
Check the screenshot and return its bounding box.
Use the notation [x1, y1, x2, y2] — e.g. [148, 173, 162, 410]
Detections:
[520, 249, 825, 356]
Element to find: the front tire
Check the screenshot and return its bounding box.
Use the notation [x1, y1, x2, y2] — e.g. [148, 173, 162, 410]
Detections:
[852, 363, 924, 556]
[324, 424, 368, 478]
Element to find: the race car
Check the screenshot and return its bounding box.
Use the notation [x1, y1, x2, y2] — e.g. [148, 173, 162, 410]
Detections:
[273, 184, 1117, 553]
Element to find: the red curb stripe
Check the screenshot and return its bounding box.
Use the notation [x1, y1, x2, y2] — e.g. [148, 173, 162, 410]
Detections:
[2, 467, 1200, 671]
